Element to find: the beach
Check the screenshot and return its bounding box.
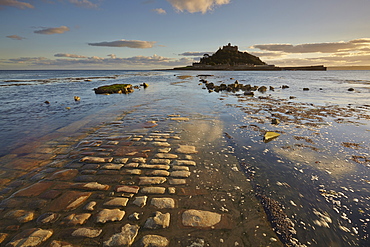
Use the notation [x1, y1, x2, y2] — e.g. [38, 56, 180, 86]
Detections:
[0, 70, 369, 246]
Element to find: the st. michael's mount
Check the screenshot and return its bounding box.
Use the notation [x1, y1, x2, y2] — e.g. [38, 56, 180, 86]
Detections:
[174, 43, 326, 71]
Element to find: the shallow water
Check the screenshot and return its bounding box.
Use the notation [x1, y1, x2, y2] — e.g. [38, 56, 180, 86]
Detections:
[0, 70, 369, 246]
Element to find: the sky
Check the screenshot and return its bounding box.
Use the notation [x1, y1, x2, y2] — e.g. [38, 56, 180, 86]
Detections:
[1, 0, 370, 69]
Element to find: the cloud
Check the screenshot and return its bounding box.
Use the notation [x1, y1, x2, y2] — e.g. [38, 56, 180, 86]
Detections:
[0, 0, 34, 9]
[167, 0, 230, 13]
[69, 0, 98, 9]
[152, 8, 166, 14]
[251, 39, 370, 54]
[179, 51, 214, 56]
[6, 35, 26, 40]
[34, 26, 70, 35]
[88, 39, 156, 48]
[54, 53, 87, 58]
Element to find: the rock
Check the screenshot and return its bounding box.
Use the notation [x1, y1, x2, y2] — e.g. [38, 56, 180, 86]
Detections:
[150, 159, 171, 165]
[94, 84, 133, 94]
[145, 170, 170, 177]
[142, 83, 149, 88]
[282, 85, 290, 89]
[103, 198, 129, 207]
[96, 209, 125, 223]
[152, 142, 171, 147]
[139, 164, 170, 170]
[82, 182, 110, 190]
[132, 157, 146, 163]
[4, 210, 34, 223]
[154, 153, 178, 159]
[36, 212, 60, 225]
[173, 160, 196, 166]
[138, 235, 169, 247]
[348, 88, 355, 91]
[49, 240, 74, 246]
[140, 187, 166, 194]
[138, 177, 167, 185]
[114, 158, 129, 164]
[49, 169, 78, 180]
[150, 198, 175, 209]
[72, 228, 102, 238]
[61, 213, 91, 226]
[6, 228, 53, 247]
[271, 118, 280, 125]
[74, 96, 80, 101]
[158, 148, 171, 153]
[128, 212, 141, 221]
[12, 181, 54, 197]
[258, 86, 267, 93]
[44, 101, 50, 104]
[103, 224, 139, 247]
[168, 178, 187, 185]
[264, 131, 281, 142]
[116, 185, 140, 194]
[48, 191, 91, 212]
[175, 145, 197, 154]
[144, 211, 170, 229]
[303, 88, 309, 91]
[170, 171, 191, 178]
[132, 196, 148, 207]
[0, 233, 8, 244]
[182, 210, 221, 228]
[244, 91, 254, 96]
[84, 201, 96, 211]
[172, 165, 189, 171]
[102, 163, 124, 170]
[168, 187, 176, 194]
[80, 156, 113, 163]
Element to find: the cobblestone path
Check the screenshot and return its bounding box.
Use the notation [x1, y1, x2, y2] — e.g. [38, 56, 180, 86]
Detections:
[0, 112, 282, 247]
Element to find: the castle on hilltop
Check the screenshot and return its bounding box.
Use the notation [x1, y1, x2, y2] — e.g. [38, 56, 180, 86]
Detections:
[174, 43, 326, 71]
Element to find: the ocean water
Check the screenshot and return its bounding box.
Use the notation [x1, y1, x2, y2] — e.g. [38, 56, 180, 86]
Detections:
[0, 69, 369, 246]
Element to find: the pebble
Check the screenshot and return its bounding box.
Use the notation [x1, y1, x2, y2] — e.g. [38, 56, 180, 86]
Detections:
[96, 209, 125, 223]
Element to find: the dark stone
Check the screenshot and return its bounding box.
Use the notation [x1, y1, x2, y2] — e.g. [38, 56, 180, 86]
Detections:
[348, 88, 355, 91]
[94, 84, 133, 94]
[303, 88, 309, 91]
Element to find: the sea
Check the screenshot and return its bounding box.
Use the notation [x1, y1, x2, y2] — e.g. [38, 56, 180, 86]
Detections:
[0, 69, 369, 246]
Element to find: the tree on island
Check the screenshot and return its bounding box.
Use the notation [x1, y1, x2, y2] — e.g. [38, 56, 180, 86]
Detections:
[199, 43, 266, 66]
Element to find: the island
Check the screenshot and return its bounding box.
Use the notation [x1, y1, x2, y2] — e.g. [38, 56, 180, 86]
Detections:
[174, 43, 326, 71]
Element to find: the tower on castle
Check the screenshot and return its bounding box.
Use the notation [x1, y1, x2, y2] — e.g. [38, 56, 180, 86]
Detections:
[222, 43, 238, 52]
